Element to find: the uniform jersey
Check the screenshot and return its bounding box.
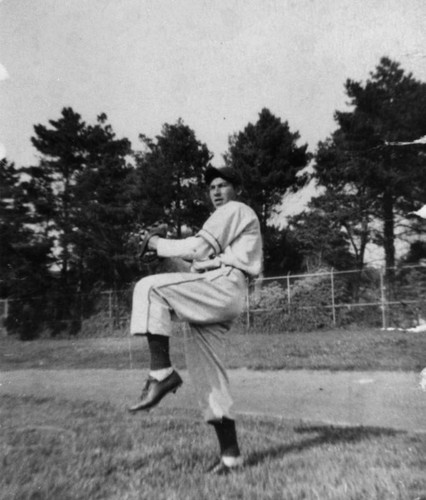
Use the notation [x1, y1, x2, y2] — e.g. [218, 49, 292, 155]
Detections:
[197, 201, 263, 277]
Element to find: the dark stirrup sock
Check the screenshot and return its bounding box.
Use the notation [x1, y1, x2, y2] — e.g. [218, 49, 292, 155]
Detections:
[209, 417, 241, 457]
[146, 333, 171, 370]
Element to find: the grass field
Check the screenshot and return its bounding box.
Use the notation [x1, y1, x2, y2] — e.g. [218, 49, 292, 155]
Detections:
[1, 327, 425, 372]
[1, 394, 426, 500]
[1, 328, 426, 499]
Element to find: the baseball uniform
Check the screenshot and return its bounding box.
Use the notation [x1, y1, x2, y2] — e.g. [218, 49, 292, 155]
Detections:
[130, 200, 263, 421]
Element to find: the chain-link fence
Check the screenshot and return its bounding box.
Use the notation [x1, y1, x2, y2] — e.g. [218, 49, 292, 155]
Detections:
[247, 265, 426, 332]
[0, 288, 133, 338]
[1, 265, 426, 336]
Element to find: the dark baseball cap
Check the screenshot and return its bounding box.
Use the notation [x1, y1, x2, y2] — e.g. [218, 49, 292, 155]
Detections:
[204, 166, 242, 187]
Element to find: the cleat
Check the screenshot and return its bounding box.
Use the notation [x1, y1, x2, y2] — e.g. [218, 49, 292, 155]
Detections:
[128, 370, 182, 413]
[205, 458, 244, 476]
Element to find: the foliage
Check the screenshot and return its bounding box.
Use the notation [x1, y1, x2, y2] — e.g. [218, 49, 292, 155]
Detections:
[1, 113, 213, 338]
[4, 109, 135, 337]
[0, 159, 53, 339]
[26, 107, 88, 282]
[26, 109, 134, 291]
[223, 108, 310, 275]
[224, 108, 310, 232]
[291, 271, 347, 330]
[388, 265, 426, 328]
[249, 267, 389, 332]
[5, 58, 426, 336]
[131, 119, 212, 236]
[250, 273, 338, 331]
[313, 58, 426, 279]
[0, 159, 51, 293]
[250, 282, 287, 310]
[70, 113, 135, 289]
[289, 186, 372, 271]
[288, 201, 358, 272]
[402, 240, 426, 265]
[262, 225, 305, 276]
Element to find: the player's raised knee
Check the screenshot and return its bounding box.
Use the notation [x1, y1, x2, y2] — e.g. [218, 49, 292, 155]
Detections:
[133, 275, 158, 296]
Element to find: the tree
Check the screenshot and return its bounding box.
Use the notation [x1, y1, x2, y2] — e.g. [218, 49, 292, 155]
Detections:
[25, 107, 88, 288]
[289, 205, 354, 272]
[313, 58, 426, 282]
[224, 108, 310, 232]
[403, 240, 426, 264]
[0, 158, 52, 338]
[303, 140, 376, 271]
[262, 226, 304, 276]
[0, 159, 26, 287]
[71, 113, 133, 290]
[224, 108, 310, 274]
[132, 119, 212, 235]
[26, 109, 134, 291]
[18, 109, 134, 335]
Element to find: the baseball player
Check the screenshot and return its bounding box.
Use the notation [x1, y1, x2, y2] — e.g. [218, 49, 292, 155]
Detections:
[128, 166, 263, 475]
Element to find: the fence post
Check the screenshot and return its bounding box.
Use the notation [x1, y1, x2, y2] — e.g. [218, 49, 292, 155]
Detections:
[330, 268, 336, 326]
[0, 299, 8, 336]
[245, 282, 250, 333]
[380, 267, 386, 329]
[286, 272, 291, 310]
[107, 290, 113, 334]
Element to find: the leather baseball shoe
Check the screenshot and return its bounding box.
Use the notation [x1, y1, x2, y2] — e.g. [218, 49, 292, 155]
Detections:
[206, 457, 244, 476]
[128, 370, 183, 412]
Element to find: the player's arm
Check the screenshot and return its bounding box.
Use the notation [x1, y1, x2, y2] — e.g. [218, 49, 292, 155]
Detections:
[148, 235, 213, 261]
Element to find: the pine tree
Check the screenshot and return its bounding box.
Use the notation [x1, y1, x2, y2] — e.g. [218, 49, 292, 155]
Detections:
[0, 159, 52, 338]
[224, 108, 310, 273]
[26, 107, 88, 288]
[71, 113, 133, 290]
[314, 58, 426, 282]
[224, 108, 310, 232]
[21, 108, 134, 334]
[132, 119, 212, 236]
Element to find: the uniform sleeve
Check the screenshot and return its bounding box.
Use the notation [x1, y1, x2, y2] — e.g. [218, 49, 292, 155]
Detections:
[156, 236, 213, 260]
[197, 202, 253, 254]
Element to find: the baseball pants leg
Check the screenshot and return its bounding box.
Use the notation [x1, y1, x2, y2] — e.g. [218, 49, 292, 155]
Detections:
[183, 321, 235, 421]
[130, 267, 247, 420]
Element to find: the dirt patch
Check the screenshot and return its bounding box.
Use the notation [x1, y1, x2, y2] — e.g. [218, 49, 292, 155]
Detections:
[1, 368, 425, 432]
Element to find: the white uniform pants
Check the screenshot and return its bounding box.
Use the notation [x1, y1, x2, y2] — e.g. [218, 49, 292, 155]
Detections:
[130, 266, 247, 421]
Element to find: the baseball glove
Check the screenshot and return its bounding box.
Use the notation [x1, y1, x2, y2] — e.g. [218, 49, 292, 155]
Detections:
[127, 222, 169, 264]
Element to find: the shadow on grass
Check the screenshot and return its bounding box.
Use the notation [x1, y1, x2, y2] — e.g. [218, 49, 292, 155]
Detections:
[245, 424, 405, 467]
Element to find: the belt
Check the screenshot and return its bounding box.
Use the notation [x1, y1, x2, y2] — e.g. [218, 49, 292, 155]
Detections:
[229, 266, 250, 278]
[192, 259, 252, 280]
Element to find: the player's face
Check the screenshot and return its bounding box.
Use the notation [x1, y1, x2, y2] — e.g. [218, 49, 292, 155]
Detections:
[209, 177, 237, 209]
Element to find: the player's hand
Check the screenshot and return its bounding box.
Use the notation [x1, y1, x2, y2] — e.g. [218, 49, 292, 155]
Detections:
[147, 235, 161, 251]
[136, 223, 168, 260]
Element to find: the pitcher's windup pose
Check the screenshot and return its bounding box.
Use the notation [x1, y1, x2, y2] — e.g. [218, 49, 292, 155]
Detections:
[128, 166, 263, 475]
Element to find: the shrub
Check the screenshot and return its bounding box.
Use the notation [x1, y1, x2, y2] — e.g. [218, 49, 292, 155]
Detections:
[250, 270, 351, 332]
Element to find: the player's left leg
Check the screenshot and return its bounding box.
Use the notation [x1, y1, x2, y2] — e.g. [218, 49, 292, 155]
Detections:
[184, 322, 243, 474]
[129, 272, 200, 412]
[128, 332, 183, 412]
[128, 268, 246, 419]
[130, 267, 246, 336]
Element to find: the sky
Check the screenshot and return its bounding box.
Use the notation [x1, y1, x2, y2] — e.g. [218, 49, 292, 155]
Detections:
[1, 0, 426, 170]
